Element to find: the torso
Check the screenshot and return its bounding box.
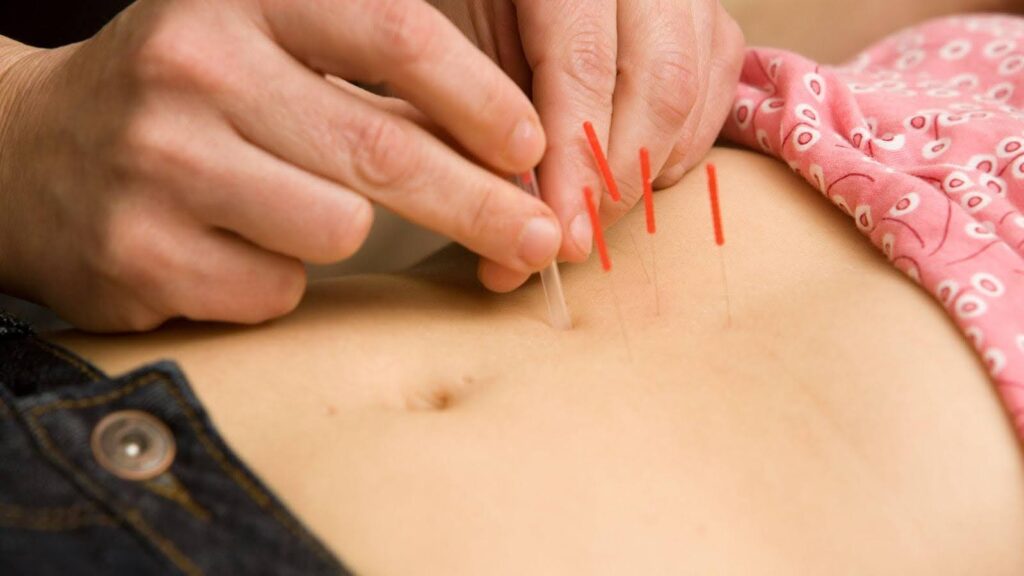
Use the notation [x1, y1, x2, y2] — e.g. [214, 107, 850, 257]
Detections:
[56, 148, 1024, 574]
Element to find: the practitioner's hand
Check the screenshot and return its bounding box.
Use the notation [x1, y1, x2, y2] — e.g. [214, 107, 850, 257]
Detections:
[431, 0, 745, 291]
[0, 0, 559, 331]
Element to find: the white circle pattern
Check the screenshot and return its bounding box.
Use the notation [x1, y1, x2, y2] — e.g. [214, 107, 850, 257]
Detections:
[854, 205, 874, 231]
[889, 192, 921, 216]
[955, 294, 989, 318]
[940, 39, 973, 60]
[960, 191, 993, 212]
[972, 272, 1006, 296]
[724, 16, 1024, 438]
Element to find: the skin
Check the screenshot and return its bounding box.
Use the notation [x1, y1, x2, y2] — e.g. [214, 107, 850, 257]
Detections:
[0, 0, 744, 332]
[11, 4, 1024, 572]
[55, 148, 1024, 574]
[0, 0, 556, 331]
[1, 0, 1016, 332]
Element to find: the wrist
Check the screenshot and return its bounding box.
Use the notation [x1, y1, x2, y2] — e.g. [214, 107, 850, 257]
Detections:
[0, 41, 63, 300]
[0, 39, 47, 112]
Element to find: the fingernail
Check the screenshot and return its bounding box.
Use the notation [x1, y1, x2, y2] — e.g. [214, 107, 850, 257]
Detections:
[518, 217, 560, 269]
[570, 213, 593, 257]
[505, 118, 542, 168]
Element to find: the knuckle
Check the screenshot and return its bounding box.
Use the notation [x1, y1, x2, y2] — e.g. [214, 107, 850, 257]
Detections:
[616, 176, 643, 208]
[458, 182, 502, 242]
[374, 0, 436, 66]
[119, 114, 160, 156]
[120, 115, 170, 165]
[95, 209, 161, 289]
[130, 20, 224, 91]
[131, 23, 189, 82]
[562, 26, 617, 105]
[473, 72, 510, 123]
[644, 51, 699, 127]
[352, 116, 418, 190]
[116, 113, 197, 179]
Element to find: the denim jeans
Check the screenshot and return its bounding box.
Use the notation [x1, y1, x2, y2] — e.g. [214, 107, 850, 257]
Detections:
[0, 310, 352, 575]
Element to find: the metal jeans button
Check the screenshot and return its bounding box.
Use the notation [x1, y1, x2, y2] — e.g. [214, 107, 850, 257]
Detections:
[91, 410, 176, 480]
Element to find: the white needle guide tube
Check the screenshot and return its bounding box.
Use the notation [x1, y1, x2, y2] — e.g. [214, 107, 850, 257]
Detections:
[514, 170, 573, 330]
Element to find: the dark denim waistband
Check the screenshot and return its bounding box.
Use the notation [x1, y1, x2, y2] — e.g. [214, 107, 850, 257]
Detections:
[0, 311, 351, 575]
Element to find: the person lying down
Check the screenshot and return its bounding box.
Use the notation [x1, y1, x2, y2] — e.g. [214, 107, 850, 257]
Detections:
[6, 142, 1023, 573]
[4, 11, 1024, 576]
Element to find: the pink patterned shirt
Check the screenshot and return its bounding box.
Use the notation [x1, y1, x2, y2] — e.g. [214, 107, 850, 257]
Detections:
[722, 15, 1024, 438]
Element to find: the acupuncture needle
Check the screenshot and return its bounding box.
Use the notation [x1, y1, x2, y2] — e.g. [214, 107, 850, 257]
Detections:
[513, 170, 573, 330]
[706, 163, 732, 327]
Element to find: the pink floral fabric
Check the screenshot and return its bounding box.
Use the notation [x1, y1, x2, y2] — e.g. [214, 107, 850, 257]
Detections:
[721, 15, 1024, 437]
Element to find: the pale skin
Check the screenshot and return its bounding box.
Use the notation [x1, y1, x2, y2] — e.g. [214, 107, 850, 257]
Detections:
[14, 1, 1024, 571]
[0, 0, 745, 332]
[56, 148, 1024, 574]
[0, 0, 1018, 331]
[427, 0, 745, 290]
[0, 0, 552, 331]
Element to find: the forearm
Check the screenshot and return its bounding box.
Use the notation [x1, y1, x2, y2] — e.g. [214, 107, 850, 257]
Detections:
[723, 0, 1023, 63]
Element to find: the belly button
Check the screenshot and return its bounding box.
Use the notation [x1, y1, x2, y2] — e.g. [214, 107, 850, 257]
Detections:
[405, 386, 454, 411]
[404, 374, 478, 412]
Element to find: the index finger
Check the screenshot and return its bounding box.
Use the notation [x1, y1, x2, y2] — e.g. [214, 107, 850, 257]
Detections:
[260, 0, 546, 175]
[514, 0, 618, 262]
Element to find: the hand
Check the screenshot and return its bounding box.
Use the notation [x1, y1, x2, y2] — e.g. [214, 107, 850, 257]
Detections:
[431, 0, 745, 291]
[0, 0, 558, 331]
